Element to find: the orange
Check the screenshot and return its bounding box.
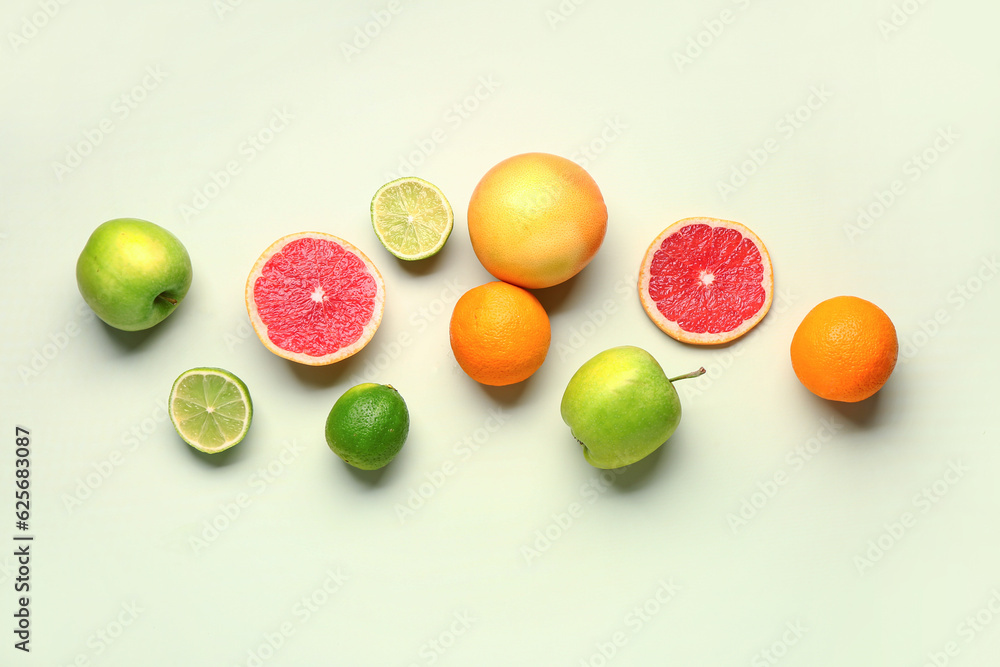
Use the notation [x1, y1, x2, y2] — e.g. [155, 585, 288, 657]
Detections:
[449, 281, 551, 386]
[467, 152, 607, 289]
[790, 296, 898, 402]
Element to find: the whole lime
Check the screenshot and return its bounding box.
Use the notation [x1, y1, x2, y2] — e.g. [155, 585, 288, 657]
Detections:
[325, 383, 409, 470]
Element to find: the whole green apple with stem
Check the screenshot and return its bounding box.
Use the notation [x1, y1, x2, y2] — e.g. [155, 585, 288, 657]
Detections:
[560, 346, 704, 469]
[76, 218, 192, 331]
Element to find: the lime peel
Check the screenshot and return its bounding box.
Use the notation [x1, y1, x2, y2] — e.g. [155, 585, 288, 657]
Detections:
[371, 177, 454, 261]
[325, 383, 409, 470]
[169, 367, 253, 454]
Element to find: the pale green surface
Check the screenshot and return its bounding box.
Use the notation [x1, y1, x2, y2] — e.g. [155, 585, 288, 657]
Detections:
[2, 1, 1000, 665]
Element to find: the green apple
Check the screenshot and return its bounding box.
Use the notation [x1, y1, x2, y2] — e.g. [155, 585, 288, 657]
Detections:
[560, 346, 704, 469]
[76, 218, 193, 331]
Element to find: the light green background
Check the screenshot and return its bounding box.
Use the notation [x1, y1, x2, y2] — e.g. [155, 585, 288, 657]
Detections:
[2, 1, 999, 665]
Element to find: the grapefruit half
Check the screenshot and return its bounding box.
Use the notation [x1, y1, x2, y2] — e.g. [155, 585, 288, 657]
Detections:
[246, 232, 385, 365]
[638, 217, 773, 345]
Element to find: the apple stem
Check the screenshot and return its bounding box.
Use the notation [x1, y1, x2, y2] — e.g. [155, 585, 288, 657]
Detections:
[157, 294, 178, 306]
[668, 367, 706, 383]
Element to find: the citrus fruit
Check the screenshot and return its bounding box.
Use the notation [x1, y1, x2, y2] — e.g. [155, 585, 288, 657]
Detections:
[638, 217, 774, 345]
[790, 296, 898, 402]
[370, 177, 454, 260]
[467, 152, 607, 289]
[169, 367, 252, 453]
[449, 281, 551, 386]
[325, 383, 409, 470]
[246, 232, 385, 366]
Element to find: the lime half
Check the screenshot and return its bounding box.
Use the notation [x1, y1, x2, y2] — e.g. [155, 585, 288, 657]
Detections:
[371, 177, 454, 260]
[169, 367, 253, 453]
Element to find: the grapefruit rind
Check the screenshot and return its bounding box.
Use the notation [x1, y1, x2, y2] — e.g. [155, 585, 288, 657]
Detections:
[245, 232, 385, 366]
[638, 217, 773, 345]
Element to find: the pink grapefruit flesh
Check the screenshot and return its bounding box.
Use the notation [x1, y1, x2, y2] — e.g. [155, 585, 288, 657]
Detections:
[246, 232, 385, 365]
[638, 217, 773, 345]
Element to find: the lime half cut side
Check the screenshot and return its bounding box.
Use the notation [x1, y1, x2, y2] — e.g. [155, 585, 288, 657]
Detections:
[371, 177, 454, 260]
[169, 367, 253, 453]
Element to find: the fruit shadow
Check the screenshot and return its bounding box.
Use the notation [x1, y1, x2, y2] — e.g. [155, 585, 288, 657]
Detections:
[99, 308, 187, 352]
[335, 442, 409, 489]
[184, 432, 254, 467]
[656, 322, 744, 351]
[285, 350, 368, 389]
[531, 273, 583, 316]
[340, 460, 394, 487]
[819, 387, 887, 430]
[479, 379, 530, 405]
[605, 436, 678, 493]
[393, 244, 448, 277]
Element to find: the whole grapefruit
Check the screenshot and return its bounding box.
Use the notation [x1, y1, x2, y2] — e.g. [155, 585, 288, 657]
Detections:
[467, 152, 607, 289]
